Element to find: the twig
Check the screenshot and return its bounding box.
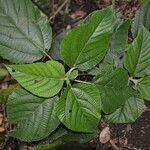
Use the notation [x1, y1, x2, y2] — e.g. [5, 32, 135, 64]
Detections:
[42, 50, 53, 60]
[49, 0, 69, 22]
[110, 140, 119, 150]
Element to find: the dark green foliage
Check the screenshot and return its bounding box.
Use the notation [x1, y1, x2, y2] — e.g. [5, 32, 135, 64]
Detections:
[0, 0, 149, 147]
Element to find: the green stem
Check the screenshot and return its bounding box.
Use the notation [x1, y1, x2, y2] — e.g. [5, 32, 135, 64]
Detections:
[129, 77, 140, 86]
[74, 80, 92, 85]
[43, 50, 53, 60]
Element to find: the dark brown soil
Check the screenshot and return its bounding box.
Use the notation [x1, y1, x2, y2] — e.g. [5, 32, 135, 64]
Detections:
[110, 102, 150, 150]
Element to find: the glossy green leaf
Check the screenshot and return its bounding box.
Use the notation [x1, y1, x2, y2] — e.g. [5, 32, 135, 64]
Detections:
[55, 84, 101, 132]
[7, 88, 60, 142]
[95, 68, 129, 113]
[0, 0, 52, 63]
[137, 75, 150, 100]
[106, 96, 144, 123]
[6, 61, 65, 98]
[124, 27, 150, 77]
[132, 3, 150, 37]
[61, 7, 113, 71]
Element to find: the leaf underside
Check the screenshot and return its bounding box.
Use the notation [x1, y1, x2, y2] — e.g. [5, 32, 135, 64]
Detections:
[7, 88, 60, 142]
[0, 0, 52, 63]
[106, 96, 144, 123]
[131, 2, 150, 38]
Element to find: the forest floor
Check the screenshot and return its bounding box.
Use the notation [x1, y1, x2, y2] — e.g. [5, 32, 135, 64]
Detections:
[0, 0, 150, 150]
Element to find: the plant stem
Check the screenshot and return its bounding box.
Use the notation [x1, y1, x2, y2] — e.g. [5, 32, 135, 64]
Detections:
[129, 77, 140, 86]
[74, 80, 92, 85]
[42, 50, 53, 60]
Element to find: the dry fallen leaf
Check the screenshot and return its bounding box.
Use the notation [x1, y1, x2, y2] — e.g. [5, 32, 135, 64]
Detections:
[0, 113, 3, 125]
[99, 127, 111, 143]
[0, 118, 3, 125]
[70, 10, 86, 19]
[0, 127, 5, 132]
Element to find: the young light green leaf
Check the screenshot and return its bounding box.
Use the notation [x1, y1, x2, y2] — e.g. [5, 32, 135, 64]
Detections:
[137, 75, 150, 100]
[7, 88, 60, 142]
[61, 7, 113, 71]
[6, 61, 65, 98]
[106, 96, 144, 123]
[131, 3, 150, 37]
[55, 84, 101, 132]
[0, 0, 52, 63]
[95, 68, 129, 113]
[124, 27, 150, 77]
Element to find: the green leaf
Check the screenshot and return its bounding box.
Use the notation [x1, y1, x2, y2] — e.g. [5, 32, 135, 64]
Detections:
[50, 31, 67, 60]
[137, 75, 150, 100]
[47, 126, 97, 144]
[95, 68, 129, 113]
[66, 69, 78, 80]
[124, 27, 150, 77]
[35, 127, 97, 150]
[61, 7, 113, 71]
[104, 20, 130, 66]
[6, 60, 65, 98]
[7, 88, 60, 142]
[0, 0, 52, 63]
[35, 141, 63, 150]
[110, 20, 131, 56]
[55, 84, 101, 132]
[0, 85, 16, 104]
[131, 3, 150, 37]
[106, 95, 144, 123]
[94, 68, 128, 86]
[92, 64, 115, 83]
[61, 129, 96, 143]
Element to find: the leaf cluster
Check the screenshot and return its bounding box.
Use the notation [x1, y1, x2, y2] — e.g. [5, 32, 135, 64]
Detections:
[0, 0, 149, 147]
